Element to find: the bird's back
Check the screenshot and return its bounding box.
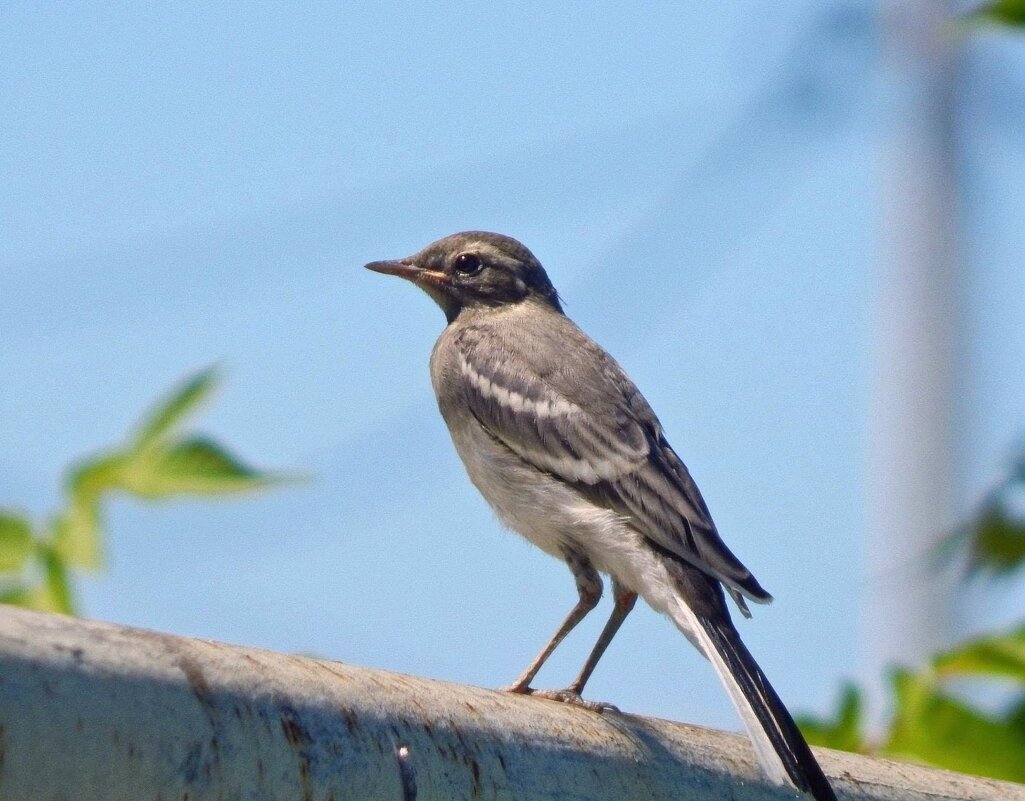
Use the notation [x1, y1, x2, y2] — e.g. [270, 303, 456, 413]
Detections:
[430, 302, 771, 609]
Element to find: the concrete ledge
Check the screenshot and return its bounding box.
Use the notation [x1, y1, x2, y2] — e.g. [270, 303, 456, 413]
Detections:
[0, 605, 1021, 800]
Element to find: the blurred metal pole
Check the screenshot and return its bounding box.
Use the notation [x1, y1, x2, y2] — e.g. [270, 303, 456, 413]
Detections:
[866, 0, 963, 716]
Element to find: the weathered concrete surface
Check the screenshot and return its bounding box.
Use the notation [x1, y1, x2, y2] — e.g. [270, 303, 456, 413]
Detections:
[0, 605, 1021, 800]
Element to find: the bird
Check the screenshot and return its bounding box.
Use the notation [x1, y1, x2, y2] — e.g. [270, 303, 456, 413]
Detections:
[366, 231, 837, 801]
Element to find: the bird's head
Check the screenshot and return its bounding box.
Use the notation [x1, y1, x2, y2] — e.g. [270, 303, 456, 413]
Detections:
[365, 231, 563, 322]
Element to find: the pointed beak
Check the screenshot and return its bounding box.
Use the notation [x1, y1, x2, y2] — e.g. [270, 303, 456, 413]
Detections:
[365, 258, 452, 294]
[364, 259, 421, 281]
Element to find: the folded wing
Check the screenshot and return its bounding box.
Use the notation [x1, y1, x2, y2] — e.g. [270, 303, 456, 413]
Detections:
[453, 322, 771, 609]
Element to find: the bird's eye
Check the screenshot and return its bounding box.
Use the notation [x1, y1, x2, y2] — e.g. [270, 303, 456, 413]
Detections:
[454, 253, 484, 276]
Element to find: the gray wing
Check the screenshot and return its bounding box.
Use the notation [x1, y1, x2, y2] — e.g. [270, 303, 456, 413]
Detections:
[452, 320, 771, 609]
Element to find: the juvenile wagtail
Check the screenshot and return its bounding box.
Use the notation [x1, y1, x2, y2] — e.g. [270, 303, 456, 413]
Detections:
[366, 231, 836, 801]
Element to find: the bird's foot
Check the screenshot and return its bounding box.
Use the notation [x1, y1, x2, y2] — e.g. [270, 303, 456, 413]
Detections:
[500, 683, 619, 713]
[530, 688, 620, 713]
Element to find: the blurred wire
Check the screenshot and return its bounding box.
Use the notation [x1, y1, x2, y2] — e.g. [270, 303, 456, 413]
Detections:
[588, 3, 878, 322]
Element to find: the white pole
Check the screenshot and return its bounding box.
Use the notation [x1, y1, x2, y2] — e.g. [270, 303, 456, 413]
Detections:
[866, 0, 963, 715]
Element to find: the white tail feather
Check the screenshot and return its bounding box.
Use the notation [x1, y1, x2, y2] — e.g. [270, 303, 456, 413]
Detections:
[668, 596, 794, 789]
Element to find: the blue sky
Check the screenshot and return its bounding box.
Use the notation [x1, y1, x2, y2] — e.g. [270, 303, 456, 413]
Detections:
[3, 3, 1025, 733]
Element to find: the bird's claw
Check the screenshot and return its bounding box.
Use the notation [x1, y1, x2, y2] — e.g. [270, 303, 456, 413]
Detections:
[500, 684, 619, 713]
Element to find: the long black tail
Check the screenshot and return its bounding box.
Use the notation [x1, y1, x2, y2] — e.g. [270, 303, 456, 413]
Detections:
[696, 611, 837, 800]
[662, 554, 837, 800]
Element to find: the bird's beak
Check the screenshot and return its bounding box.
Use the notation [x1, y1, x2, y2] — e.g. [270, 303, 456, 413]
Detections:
[365, 259, 452, 294]
[365, 259, 419, 280]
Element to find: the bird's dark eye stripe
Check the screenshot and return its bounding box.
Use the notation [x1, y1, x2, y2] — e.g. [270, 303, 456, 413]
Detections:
[454, 253, 483, 275]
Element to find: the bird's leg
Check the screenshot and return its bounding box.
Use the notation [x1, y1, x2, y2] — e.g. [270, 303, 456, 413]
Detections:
[501, 549, 601, 696]
[528, 579, 636, 713]
[567, 579, 637, 696]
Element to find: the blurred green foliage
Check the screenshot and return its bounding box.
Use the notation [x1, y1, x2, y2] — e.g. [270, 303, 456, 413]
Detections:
[798, 453, 1025, 782]
[963, 476, 1025, 575]
[972, 0, 1025, 26]
[0, 367, 285, 615]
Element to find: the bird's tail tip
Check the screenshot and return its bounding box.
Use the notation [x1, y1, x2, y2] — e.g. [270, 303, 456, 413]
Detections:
[669, 595, 837, 801]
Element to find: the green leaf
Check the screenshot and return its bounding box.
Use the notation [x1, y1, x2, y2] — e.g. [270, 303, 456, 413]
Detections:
[16, 584, 67, 614]
[796, 682, 865, 752]
[133, 366, 219, 450]
[972, 0, 1025, 26]
[1009, 697, 1025, 735]
[934, 624, 1025, 682]
[0, 511, 34, 571]
[67, 453, 128, 497]
[52, 497, 103, 569]
[53, 453, 127, 569]
[0, 585, 30, 607]
[885, 669, 1025, 781]
[40, 546, 74, 614]
[968, 505, 1025, 575]
[121, 436, 279, 497]
[1, 549, 74, 614]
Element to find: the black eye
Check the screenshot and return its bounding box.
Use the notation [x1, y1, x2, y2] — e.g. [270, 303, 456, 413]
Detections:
[454, 253, 483, 276]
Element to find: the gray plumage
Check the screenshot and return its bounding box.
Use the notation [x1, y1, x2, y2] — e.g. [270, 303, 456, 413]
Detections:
[366, 231, 836, 801]
[435, 295, 770, 612]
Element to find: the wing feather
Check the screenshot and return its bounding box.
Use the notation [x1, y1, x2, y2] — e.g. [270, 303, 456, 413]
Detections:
[452, 320, 771, 605]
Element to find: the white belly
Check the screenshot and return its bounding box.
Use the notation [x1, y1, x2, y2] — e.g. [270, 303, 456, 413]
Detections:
[448, 418, 684, 625]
